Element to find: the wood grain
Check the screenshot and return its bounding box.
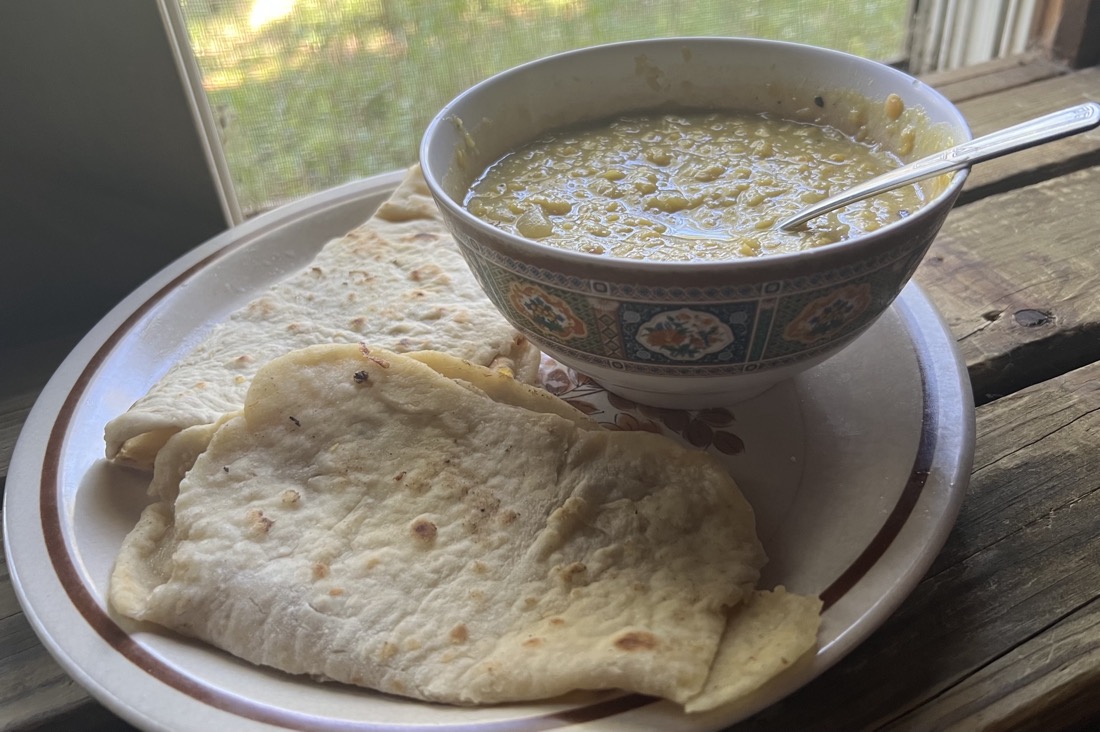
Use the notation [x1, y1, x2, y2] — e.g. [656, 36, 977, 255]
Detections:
[916, 165, 1100, 404]
[0, 335, 79, 484]
[0, 546, 98, 731]
[736, 361, 1100, 732]
[954, 66, 1100, 202]
[882, 597, 1100, 731]
[922, 52, 1068, 103]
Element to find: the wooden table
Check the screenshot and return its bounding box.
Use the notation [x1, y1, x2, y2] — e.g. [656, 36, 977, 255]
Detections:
[3, 53, 1100, 731]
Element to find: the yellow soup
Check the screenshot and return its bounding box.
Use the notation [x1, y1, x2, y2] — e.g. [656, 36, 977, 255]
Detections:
[464, 110, 925, 261]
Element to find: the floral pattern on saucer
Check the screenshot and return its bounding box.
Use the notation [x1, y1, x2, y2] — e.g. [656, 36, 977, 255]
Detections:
[508, 282, 587, 339]
[634, 308, 734, 361]
[540, 358, 745, 455]
[783, 283, 873, 345]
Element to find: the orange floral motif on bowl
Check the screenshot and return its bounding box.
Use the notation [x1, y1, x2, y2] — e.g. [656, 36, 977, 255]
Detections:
[635, 308, 734, 361]
[508, 282, 587, 339]
[784, 283, 873, 345]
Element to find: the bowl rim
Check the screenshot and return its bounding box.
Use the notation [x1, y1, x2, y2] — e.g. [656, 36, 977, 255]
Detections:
[419, 36, 972, 274]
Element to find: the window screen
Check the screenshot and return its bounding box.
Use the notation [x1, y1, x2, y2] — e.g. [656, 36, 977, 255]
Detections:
[180, 0, 910, 215]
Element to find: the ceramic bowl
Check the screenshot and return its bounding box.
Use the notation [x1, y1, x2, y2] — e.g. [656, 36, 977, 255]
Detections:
[420, 37, 970, 408]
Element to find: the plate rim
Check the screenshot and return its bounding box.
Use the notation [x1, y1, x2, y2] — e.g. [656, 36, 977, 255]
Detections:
[3, 171, 975, 731]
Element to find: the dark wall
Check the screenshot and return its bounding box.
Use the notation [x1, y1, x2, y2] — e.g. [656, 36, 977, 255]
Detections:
[0, 1, 229, 346]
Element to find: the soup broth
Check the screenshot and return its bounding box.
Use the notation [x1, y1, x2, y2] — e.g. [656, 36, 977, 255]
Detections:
[464, 109, 924, 261]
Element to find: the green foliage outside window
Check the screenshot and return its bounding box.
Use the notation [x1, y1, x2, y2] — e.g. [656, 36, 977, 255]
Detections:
[182, 0, 909, 214]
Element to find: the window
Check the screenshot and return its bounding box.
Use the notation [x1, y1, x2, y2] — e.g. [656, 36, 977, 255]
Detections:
[170, 0, 917, 218]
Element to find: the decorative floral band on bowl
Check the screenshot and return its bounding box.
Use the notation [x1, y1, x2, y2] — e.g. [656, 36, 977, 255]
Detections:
[421, 37, 970, 407]
[453, 219, 937, 376]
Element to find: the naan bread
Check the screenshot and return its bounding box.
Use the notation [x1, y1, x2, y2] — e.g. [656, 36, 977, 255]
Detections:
[686, 587, 823, 713]
[104, 167, 541, 470]
[111, 344, 807, 708]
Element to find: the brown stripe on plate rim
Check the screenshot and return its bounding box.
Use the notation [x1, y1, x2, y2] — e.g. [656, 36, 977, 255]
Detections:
[36, 210, 940, 729]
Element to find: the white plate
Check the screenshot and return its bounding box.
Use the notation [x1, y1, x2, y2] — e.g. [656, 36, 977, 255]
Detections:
[3, 171, 974, 732]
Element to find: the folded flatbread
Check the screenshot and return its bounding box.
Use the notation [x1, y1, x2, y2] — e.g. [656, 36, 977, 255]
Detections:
[104, 167, 541, 470]
[110, 344, 819, 709]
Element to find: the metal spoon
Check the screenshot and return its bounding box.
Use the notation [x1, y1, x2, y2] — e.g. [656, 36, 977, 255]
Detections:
[776, 101, 1100, 231]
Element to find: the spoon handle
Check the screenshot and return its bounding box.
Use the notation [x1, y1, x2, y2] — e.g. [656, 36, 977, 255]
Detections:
[777, 101, 1100, 231]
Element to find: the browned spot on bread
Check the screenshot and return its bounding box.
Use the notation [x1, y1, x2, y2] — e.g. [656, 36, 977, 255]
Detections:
[246, 509, 274, 535]
[312, 563, 329, 580]
[245, 297, 278, 318]
[549, 617, 566, 627]
[349, 316, 368, 331]
[329, 587, 345, 597]
[411, 518, 437, 542]
[380, 642, 398, 661]
[522, 637, 544, 648]
[358, 344, 390, 369]
[614, 631, 659, 651]
[409, 263, 444, 282]
[524, 597, 538, 609]
[497, 509, 520, 526]
[450, 624, 469, 644]
[280, 489, 301, 506]
[231, 354, 253, 367]
[471, 560, 488, 574]
[556, 562, 587, 583]
[394, 471, 407, 481]
[463, 487, 502, 534]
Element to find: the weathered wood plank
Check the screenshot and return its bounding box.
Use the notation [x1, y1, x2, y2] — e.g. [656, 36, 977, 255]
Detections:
[0, 614, 93, 731]
[882, 596, 1100, 731]
[915, 164, 1100, 404]
[0, 334, 80, 489]
[1, 529, 136, 732]
[0, 547, 23, 623]
[922, 52, 1068, 103]
[0, 577, 92, 730]
[736, 360, 1100, 732]
[954, 66, 1100, 202]
[932, 364, 1100, 571]
[0, 392, 39, 484]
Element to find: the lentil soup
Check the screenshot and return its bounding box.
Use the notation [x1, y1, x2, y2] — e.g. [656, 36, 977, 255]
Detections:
[464, 107, 924, 261]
